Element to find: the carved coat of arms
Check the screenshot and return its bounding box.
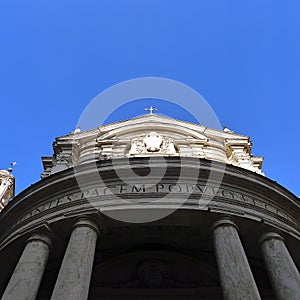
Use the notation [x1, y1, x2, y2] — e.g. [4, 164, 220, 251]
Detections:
[129, 132, 177, 155]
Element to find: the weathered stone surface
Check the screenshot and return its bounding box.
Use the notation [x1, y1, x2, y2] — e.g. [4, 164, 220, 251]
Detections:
[260, 232, 300, 300]
[1, 233, 51, 300]
[0, 169, 15, 212]
[42, 114, 264, 176]
[51, 219, 99, 300]
[0, 114, 299, 299]
[212, 217, 261, 300]
[2, 156, 299, 250]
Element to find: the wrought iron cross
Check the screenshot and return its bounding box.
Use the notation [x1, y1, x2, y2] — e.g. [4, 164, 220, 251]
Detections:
[144, 106, 158, 115]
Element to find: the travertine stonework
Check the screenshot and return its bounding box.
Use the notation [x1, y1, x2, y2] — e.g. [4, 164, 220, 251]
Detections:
[0, 170, 15, 212]
[1, 114, 299, 300]
[41, 114, 263, 177]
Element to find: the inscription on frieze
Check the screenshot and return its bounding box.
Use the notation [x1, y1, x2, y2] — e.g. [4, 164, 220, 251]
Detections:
[15, 183, 292, 225]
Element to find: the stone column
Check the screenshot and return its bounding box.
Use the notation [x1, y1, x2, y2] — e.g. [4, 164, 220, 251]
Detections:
[2, 233, 52, 300]
[260, 232, 300, 300]
[212, 217, 261, 300]
[51, 218, 99, 300]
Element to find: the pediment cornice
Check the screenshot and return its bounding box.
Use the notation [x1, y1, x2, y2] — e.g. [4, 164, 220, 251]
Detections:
[42, 114, 263, 177]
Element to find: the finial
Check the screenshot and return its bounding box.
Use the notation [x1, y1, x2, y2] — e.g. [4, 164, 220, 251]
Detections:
[223, 126, 234, 133]
[74, 126, 81, 134]
[144, 106, 158, 115]
[8, 162, 17, 173]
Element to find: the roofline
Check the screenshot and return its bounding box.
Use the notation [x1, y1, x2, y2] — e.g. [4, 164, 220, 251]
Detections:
[58, 113, 249, 140]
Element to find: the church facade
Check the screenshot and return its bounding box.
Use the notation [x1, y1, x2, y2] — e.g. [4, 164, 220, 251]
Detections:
[0, 114, 299, 299]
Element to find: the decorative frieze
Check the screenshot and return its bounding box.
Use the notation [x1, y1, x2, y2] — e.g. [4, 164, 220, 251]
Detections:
[41, 115, 264, 177]
[12, 183, 297, 231]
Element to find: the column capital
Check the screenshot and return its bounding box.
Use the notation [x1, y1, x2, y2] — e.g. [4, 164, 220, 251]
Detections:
[259, 231, 285, 245]
[73, 217, 100, 236]
[27, 233, 52, 249]
[211, 215, 239, 232]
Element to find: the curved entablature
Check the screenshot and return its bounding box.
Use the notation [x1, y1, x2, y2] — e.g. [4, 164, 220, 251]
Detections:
[41, 114, 263, 178]
[2, 116, 299, 300]
[0, 157, 299, 252]
[1, 157, 299, 299]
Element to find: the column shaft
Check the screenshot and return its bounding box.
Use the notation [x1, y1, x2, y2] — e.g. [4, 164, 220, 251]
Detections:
[51, 218, 99, 300]
[2, 233, 52, 300]
[260, 232, 300, 300]
[212, 217, 261, 300]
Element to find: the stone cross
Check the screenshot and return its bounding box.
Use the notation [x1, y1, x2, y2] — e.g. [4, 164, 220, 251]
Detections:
[144, 106, 158, 115]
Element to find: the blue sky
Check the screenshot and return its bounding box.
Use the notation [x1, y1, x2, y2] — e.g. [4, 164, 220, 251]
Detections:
[1, 0, 299, 196]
